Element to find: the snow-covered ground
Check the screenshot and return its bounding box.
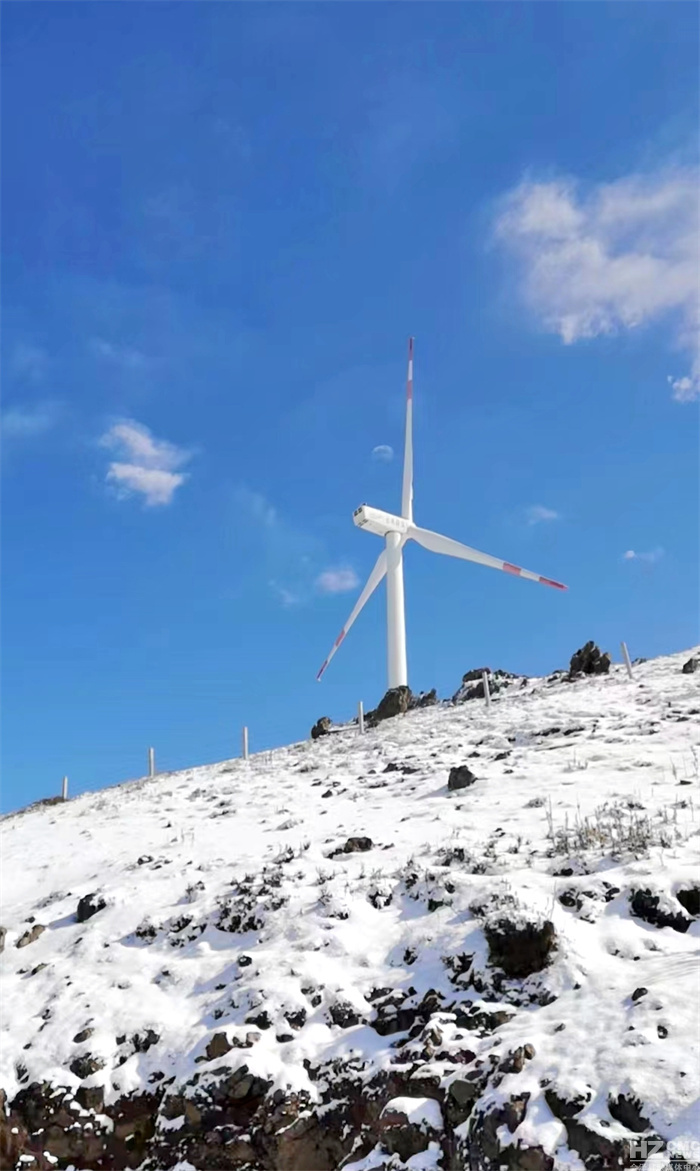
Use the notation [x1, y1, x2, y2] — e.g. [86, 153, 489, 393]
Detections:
[1, 648, 699, 1170]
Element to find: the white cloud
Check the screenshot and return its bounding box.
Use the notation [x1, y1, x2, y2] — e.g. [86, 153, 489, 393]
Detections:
[623, 547, 664, 564]
[372, 444, 394, 462]
[90, 338, 149, 371]
[99, 419, 191, 507]
[494, 168, 699, 400]
[316, 566, 360, 594]
[269, 580, 300, 608]
[1, 401, 60, 438]
[526, 504, 560, 525]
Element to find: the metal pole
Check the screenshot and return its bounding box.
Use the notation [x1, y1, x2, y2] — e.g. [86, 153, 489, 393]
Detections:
[482, 671, 491, 709]
[621, 641, 633, 680]
[61, 776, 68, 800]
[148, 747, 155, 777]
[242, 726, 249, 761]
[358, 701, 365, 735]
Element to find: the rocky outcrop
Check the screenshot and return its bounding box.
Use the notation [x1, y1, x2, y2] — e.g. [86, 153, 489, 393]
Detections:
[569, 641, 611, 676]
[76, 892, 107, 923]
[630, 888, 691, 933]
[682, 656, 698, 674]
[15, 923, 45, 949]
[484, 917, 557, 978]
[366, 686, 413, 725]
[311, 716, 332, 740]
[453, 668, 520, 703]
[448, 765, 478, 792]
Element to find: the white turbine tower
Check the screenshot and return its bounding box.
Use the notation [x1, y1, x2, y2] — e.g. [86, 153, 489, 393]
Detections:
[317, 339, 567, 690]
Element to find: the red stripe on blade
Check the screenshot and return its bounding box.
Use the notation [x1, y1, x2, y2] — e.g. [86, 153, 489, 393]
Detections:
[334, 631, 345, 648]
[316, 661, 328, 680]
[539, 576, 567, 590]
[503, 562, 522, 576]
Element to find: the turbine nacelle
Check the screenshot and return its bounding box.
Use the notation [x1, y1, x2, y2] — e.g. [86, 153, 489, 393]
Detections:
[353, 505, 411, 538]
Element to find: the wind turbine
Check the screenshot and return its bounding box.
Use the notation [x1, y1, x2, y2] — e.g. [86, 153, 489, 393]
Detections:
[317, 339, 567, 690]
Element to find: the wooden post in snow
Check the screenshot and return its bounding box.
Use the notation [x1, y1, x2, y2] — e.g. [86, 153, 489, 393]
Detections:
[482, 671, 491, 709]
[358, 701, 365, 734]
[621, 641, 633, 680]
[148, 747, 156, 778]
[61, 776, 68, 800]
[242, 726, 249, 761]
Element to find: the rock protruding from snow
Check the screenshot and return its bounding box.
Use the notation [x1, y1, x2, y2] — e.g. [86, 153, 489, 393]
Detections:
[484, 916, 557, 977]
[76, 892, 107, 923]
[15, 924, 45, 949]
[310, 716, 332, 740]
[367, 685, 412, 725]
[447, 764, 478, 791]
[682, 656, 698, 674]
[452, 667, 519, 703]
[569, 640, 611, 676]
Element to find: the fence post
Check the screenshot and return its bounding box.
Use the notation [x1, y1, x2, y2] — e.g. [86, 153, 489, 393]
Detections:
[242, 726, 249, 761]
[148, 747, 156, 778]
[61, 776, 68, 800]
[620, 641, 633, 680]
[482, 671, 491, 709]
[358, 701, 365, 735]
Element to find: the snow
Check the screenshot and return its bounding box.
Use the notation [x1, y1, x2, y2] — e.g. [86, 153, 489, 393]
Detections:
[382, 1097, 444, 1130]
[1, 647, 699, 1166]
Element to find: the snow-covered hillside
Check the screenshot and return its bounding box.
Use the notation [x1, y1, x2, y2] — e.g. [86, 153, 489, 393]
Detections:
[1, 648, 699, 1171]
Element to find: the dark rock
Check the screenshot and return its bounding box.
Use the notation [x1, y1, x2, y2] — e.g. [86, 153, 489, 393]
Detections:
[453, 668, 520, 703]
[366, 685, 412, 725]
[608, 1093, 651, 1133]
[379, 1099, 441, 1161]
[681, 657, 698, 674]
[16, 924, 45, 949]
[485, 918, 557, 978]
[331, 835, 373, 857]
[630, 889, 691, 933]
[448, 765, 478, 792]
[409, 688, 438, 709]
[77, 892, 107, 923]
[311, 716, 332, 740]
[238, 954, 252, 967]
[132, 1029, 159, 1053]
[73, 1028, 94, 1044]
[245, 1010, 271, 1030]
[206, 1032, 233, 1061]
[285, 1008, 307, 1030]
[0, 927, 5, 953]
[69, 1054, 105, 1080]
[328, 1000, 362, 1029]
[677, 887, 700, 916]
[569, 641, 611, 676]
[75, 1084, 104, 1112]
[631, 987, 648, 1002]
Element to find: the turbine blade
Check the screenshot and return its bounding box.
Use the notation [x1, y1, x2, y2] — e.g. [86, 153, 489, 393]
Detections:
[409, 525, 568, 591]
[316, 549, 388, 680]
[401, 337, 414, 522]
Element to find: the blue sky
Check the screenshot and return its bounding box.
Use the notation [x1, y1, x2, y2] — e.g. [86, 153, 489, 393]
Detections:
[2, 3, 698, 813]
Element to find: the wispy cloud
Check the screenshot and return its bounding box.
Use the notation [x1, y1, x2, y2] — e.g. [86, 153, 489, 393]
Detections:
[316, 566, 360, 595]
[623, 547, 664, 564]
[10, 342, 49, 384]
[235, 486, 359, 607]
[90, 338, 149, 371]
[526, 504, 560, 526]
[494, 167, 699, 401]
[1, 400, 60, 438]
[372, 444, 394, 463]
[99, 419, 192, 507]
